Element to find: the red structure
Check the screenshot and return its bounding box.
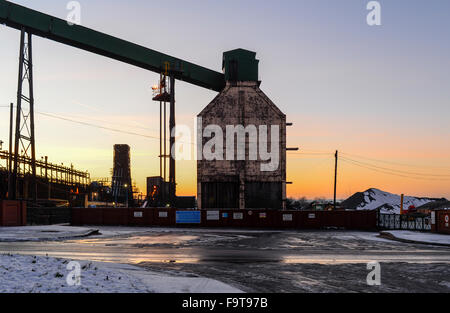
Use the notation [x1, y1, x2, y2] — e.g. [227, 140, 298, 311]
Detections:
[0, 200, 26, 226]
[431, 210, 450, 234]
[72, 208, 376, 230]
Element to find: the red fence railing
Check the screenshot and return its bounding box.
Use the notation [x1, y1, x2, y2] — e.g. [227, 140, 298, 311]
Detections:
[72, 208, 377, 230]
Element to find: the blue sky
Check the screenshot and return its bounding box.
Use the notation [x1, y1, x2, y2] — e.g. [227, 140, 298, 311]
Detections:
[0, 0, 449, 198]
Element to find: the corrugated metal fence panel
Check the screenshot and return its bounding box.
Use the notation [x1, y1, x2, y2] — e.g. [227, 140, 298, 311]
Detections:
[71, 208, 82, 225]
[128, 208, 152, 226]
[83, 208, 103, 225]
[27, 207, 70, 225]
[102, 208, 128, 226]
[298, 211, 321, 229]
[153, 208, 175, 226]
[69, 208, 377, 230]
[0, 200, 26, 226]
[20, 201, 27, 225]
[277, 211, 297, 228]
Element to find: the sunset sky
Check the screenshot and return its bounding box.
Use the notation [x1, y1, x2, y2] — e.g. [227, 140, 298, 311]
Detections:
[0, 0, 449, 200]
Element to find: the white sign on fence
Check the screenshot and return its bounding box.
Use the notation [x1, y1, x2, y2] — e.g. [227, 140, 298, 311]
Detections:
[233, 212, 244, 220]
[308, 213, 316, 219]
[431, 211, 436, 225]
[133, 211, 143, 218]
[158, 211, 168, 218]
[282, 214, 293, 222]
[207, 211, 220, 221]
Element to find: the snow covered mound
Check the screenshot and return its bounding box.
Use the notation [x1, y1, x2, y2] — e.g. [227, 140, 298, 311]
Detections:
[341, 188, 440, 214]
[0, 254, 152, 293]
[0, 254, 243, 293]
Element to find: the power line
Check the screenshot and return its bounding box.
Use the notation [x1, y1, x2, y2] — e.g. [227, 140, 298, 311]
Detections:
[3, 105, 158, 133]
[5, 106, 450, 178]
[55, 111, 160, 133]
[37, 111, 162, 140]
[340, 156, 450, 177]
[341, 151, 450, 171]
[4, 105, 197, 145]
[37, 111, 198, 146]
[340, 157, 450, 181]
[340, 156, 450, 180]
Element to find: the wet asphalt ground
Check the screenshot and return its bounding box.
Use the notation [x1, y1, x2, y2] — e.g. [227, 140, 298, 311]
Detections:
[1, 228, 449, 292]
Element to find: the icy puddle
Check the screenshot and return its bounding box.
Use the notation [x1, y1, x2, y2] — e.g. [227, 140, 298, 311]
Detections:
[76, 234, 199, 246]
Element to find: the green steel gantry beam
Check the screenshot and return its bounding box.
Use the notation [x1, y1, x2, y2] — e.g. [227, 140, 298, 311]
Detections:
[0, 0, 226, 91]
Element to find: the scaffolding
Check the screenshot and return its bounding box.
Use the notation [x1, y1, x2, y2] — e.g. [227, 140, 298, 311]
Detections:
[0, 150, 90, 195]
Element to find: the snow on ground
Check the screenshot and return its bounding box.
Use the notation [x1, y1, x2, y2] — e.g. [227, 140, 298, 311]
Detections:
[0, 225, 99, 242]
[381, 231, 450, 246]
[92, 226, 282, 237]
[97, 227, 283, 234]
[0, 254, 243, 293]
[357, 188, 433, 214]
[333, 231, 393, 243]
[0, 225, 193, 242]
[90, 226, 164, 238]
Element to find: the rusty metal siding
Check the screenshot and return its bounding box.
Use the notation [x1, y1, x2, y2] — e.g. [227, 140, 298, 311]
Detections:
[197, 82, 287, 210]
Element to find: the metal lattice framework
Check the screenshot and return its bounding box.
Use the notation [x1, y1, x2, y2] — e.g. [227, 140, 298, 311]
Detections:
[11, 29, 37, 201]
[0, 0, 225, 92]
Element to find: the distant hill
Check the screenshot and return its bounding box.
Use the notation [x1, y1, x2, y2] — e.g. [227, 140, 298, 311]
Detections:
[341, 188, 444, 214]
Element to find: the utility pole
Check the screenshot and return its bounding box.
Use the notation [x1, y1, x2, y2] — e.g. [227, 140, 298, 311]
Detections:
[334, 150, 338, 210]
[400, 194, 404, 215]
[169, 75, 176, 204]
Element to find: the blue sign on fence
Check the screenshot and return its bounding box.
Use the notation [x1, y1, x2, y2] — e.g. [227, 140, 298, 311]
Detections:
[176, 211, 201, 224]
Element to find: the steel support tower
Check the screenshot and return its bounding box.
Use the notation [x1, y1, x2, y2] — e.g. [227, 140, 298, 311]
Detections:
[152, 67, 177, 205]
[11, 29, 37, 201]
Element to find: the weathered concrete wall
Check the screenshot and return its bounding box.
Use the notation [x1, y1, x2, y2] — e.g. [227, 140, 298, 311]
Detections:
[197, 81, 286, 210]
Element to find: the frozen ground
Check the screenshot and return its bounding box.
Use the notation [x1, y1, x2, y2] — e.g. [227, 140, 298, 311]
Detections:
[0, 225, 99, 242]
[381, 230, 450, 246]
[0, 225, 284, 242]
[0, 253, 242, 293]
[1, 227, 449, 292]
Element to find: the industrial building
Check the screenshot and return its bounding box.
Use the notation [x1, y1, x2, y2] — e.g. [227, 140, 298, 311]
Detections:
[197, 49, 287, 210]
[111, 144, 133, 206]
[1, 2, 293, 211]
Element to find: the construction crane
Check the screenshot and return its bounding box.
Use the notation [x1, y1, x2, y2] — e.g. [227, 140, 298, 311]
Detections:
[0, 0, 234, 203]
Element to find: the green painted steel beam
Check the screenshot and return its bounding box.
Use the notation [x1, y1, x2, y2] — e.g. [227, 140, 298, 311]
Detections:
[0, 0, 225, 91]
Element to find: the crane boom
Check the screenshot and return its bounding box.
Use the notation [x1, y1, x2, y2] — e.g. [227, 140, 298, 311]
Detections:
[0, 0, 226, 91]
